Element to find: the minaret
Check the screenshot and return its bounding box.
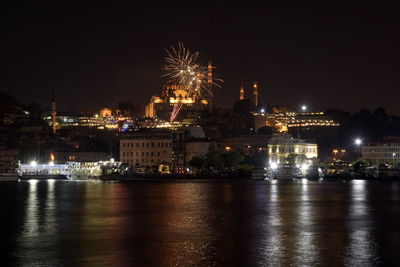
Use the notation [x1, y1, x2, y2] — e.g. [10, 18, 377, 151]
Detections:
[207, 61, 213, 85]
[239, 82, 245, 100]
[51, 91, 56, 134]
[207, 61, 213, 112]
[253, 81, 258, 106]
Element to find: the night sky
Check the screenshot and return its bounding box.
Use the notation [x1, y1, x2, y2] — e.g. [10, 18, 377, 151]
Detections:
[2, 2, 400, 114]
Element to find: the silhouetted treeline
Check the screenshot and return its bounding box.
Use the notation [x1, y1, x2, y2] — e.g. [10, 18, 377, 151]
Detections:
[325, 107, 400, 146]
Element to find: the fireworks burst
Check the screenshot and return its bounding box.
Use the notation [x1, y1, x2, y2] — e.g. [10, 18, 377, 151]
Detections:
[163, 42, 222, 99]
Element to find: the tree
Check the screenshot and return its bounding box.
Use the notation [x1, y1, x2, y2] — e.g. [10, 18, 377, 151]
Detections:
[252, 151, 268, 167]
[0, 91, 20, 113]
[223, 151, 244, 168]
[189, 156, 205, 173]
[205, 143, 224, 170]
[257, 126, 274, 135]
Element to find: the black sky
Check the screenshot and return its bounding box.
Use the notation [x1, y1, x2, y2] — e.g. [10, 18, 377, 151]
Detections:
[2, 1, 400, 114]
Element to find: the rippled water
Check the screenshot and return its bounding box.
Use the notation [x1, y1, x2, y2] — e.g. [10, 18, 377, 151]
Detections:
[1, 179, 400, 266]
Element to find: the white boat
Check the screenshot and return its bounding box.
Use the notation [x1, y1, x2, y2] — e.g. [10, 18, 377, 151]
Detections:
[19, 163, 70, 180]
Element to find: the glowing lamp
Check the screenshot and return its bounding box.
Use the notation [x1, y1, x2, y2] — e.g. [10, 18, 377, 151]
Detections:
[270, 162, 278, 170]
[354, 138, 362, 146]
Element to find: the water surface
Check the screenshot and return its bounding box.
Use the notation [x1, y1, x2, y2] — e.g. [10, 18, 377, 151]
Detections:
[1, 179, 400, 266]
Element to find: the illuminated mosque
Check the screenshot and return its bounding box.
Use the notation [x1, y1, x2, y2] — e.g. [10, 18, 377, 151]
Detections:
[145, 61, 214, 123]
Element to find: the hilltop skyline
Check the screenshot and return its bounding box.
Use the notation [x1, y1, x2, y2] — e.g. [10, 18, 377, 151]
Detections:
[2, 2, 400, 114]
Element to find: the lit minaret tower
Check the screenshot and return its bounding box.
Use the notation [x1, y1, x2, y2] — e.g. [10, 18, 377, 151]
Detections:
[207, 61, 213, 84]
[51, 91, 56, 134]
[253, 81, 258, 106]
[239, 82, 245, 100]
[207, 60, 213, 112]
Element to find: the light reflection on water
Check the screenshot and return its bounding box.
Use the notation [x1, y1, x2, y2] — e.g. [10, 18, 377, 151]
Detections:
[2, 179, 400, 265]
[24, 180, 39, 236]
[344, 180, 378, 266]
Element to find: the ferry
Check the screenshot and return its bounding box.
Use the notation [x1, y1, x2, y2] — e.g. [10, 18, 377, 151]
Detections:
[264, 162, 299, 181]
[18, 162, 69, 180]
[265, 162, 323, 181]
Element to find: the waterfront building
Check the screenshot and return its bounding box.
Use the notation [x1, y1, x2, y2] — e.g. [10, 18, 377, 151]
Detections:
[171, 126, 209, 170]
[120, 127, 210, 173]
[268, 133, 318, 164]
[185, 140, 210, 166]
[222, 134, 270, 155]
[361, 142, 400, 165]
[120, 130, 173, 171]
[0, 150, 19, 176]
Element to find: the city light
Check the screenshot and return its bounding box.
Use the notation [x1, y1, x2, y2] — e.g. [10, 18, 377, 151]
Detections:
[354, 138, 362, 146]
[48, 161, 54, 166]
[301, 105, 307, 111]
[270, 162, 278, 170]
[301, 163, 309, 172]
[260, 108, 265, 113]
[30, 160, 37, 167]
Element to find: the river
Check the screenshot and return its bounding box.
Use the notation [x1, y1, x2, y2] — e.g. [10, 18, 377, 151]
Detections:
[1, 179, 400, 266]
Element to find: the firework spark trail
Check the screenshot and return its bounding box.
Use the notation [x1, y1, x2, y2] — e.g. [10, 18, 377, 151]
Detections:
[163, 43, 223, 122]
[163, 42, 222, 99]
[169, 103, 183, 123]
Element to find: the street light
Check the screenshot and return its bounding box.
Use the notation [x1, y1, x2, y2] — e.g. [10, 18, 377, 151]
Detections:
[301, 105, 307, 112]
[354, 138, 362, 159]
[354, 138, 362, 146]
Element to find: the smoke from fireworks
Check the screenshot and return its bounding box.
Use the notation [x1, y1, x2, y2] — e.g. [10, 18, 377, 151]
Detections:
[163, 42, 222, 99]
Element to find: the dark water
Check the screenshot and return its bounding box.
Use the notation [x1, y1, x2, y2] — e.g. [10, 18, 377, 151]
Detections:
[1, 179, 400, 266]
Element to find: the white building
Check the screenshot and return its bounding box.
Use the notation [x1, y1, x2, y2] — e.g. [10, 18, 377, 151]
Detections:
[268, 133, 318, 164]
[361, 143, 400, 165]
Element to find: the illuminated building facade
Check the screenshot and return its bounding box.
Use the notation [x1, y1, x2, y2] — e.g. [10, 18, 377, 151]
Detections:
[120, 127, 210, 173]
[120, 130, 173, 170]
[268, 133, 318, 164]
[145, 85, 209, 122]
[51, 92, 57, 134]
[44, 115, 131, 131]
[361, 143, 400, 165]
[100, 107, 112, 117]
[222, 134, 270, 155]
[254, 111, 339, 132]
